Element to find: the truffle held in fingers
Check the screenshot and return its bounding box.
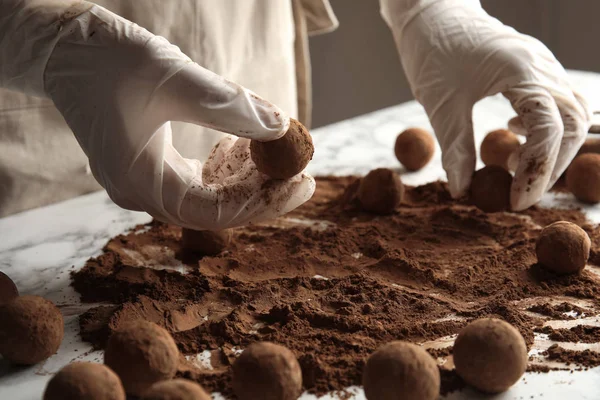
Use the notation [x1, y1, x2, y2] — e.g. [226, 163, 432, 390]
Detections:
[453, 318, 527, 394]
[480, 129, 520, 171]
[104, 320, 179, 396]
[536, 221, 590, 275]
[44, 362, 126, 400]
[141, 379, 211, 400]
[566, 153, 600, 204]
[0, 271, 18, 305]
[181, 228, 232, 256]
[363, 341, 440, 400]
[232, 342, 302, 400]
[0, 295, 64, 365]
[250, 118, 314, 179]
[394, 128, 435, 171]
[469, 166, 512, 212]
[358, 168, 404, 214]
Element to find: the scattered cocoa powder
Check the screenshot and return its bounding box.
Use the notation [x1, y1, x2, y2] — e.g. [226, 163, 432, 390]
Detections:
[526, 302, 589, 320]
[543, 344, 600, 369]
[535, 325, 600, 344]
[71, 177, 600, 397]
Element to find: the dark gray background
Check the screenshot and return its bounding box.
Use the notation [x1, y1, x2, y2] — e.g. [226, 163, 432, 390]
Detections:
[309, 0, 599, 127]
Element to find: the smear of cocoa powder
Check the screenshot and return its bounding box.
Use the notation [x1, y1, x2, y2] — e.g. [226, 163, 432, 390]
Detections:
[71, 177, 600, 397]
[536, 325, 600, 344]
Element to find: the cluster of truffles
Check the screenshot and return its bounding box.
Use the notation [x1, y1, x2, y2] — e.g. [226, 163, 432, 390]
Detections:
[0, 273, 64, 366]
[250, 118, 314, 179]
[44, 320, 210, 400]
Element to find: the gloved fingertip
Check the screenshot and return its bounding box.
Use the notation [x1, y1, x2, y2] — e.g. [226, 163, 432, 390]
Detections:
[446, 169, 472, 199]
[245, 91, 290, 141]
[510, 188, 539, 212]
[280, 173, 316, 214]
[508, 116, 527, 136]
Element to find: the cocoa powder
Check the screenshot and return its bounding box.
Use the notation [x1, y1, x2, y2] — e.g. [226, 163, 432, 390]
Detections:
[71, 177, 600, 397]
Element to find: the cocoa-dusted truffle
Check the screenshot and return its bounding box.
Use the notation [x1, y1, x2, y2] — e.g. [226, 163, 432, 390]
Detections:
[480, 129, 520, 171]
[250, 118, 314, 179]
[357, 168, 404, 214]
[104, 320, 179, 396]
[0, 271, 18, 305]
[232, 342, 302, 400]
[536, 221, 590, 274]
[469, 166, 512, 212]
[142, 379, 210, 400]
[181, 228, 232, 255]
[566, 153, 600, 203]
[394, 128, 435, 171]
[453, 318, 527, 393]
[0, 295, 64, 365]
[363, 341, 440, 400]
[44, 362, 125, 400]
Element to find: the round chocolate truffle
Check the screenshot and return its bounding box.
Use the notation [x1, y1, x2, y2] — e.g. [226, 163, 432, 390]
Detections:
[181, 228, 232, 256]
[357, 168, 404, 214]
[104, 320, 179, 396]
[44, 362, 126, 400]
[0, 271, 18, 305]
[566, 153, 600, 203]
[453, 318, 527, 394]
[232, 342, 302, 400]
[469, 165, 513, 212]
[480, 129, 520, 172]
[394, 128, 435, 171]
[0, 295, 64, 365]
[536, 221, 591, 275]
[250, 118, 314, 179]
[363, 341, 440, 400]
[141, 379, 210, 400]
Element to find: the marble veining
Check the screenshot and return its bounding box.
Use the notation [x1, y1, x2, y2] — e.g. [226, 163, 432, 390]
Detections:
[1, 70, 600, 399]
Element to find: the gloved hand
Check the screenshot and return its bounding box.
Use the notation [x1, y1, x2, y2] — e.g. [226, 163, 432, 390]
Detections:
[0, 1, 315, 229]
[381, 0, 591, 210]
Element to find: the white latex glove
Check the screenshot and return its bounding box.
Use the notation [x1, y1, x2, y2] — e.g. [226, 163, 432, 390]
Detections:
[381, 0, 591, 210]
[0, 1, 315, 229]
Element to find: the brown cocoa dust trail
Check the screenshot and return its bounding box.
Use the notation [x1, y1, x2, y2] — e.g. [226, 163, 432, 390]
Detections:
[72, 177, 600, 397]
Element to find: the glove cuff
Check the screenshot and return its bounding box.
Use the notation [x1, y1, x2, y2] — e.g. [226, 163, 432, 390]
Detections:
[0, 0, 93, 96]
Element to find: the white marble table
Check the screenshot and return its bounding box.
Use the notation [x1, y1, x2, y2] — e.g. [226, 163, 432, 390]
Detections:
[2, 70, 600, 399]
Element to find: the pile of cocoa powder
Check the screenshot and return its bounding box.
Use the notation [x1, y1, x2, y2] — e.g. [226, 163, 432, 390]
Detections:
[72, 177, 600, 397]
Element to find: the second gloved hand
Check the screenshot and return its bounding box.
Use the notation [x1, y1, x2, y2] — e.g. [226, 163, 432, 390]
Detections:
[39, 3, 314, 229]
[381, 0, 591, 210]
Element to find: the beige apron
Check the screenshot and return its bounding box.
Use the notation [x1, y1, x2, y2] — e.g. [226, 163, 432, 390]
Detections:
[0, 0, 338, 217]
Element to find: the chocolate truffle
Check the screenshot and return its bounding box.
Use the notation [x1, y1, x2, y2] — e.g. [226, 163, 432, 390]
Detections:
[232, 342, 302, 400]
[566, 153, 600, 203]
[44, 362, 126, 400]
[250, 118, 314, 179]
[0, 271, 18, 305]
[141, 379, 210, 400]
[357, 168, 404, 214]
[453, 318, 527, 393]
[469, 165, 513, 212]
[480, 129, 520, 171]
[394, 128, 435, 171]
[181, 228, 232, 255]
[104, 320, 179, 396]
[363, 341, 440, 400]
[536, 221, 590, 274]
[577, 138, 600, 157]
[0, 295, 64, 365]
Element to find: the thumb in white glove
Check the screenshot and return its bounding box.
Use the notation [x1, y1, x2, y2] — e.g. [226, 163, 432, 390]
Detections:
[0, 1, 315, 229]
[381, 0, 591, 210]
